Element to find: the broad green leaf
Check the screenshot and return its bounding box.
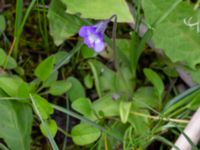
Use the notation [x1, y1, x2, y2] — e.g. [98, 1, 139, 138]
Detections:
[17, 82, 30, 98]
[48, 0, 85, 45]
[0, 101, 32, 150]
[142, 0, 200, 69]
[54, 51, 70, 66]
[84, 74, 93, 89]
[67, 77, 86, 102]
[0, 76, 23, 96]
[0, 15, 6, 34]
[34, 55, 55, 81]
[71, 123, 101, 145]
[40, 119, 58, 137]
[43, 71, 58, 87]
[93, 95, 119, 117]
[144, 68, 164, 100]
[32, 94, 53, 120]
[133, 87, 159, 108]
[0, 48, 6, 65]
[72, 98, 95, 119]
[0, 48, 17, 69]
[61, 0, 134, 22]
[80, 45, 96, 59]
[49, 80, 72, 96]
[119, 101, 132, 123]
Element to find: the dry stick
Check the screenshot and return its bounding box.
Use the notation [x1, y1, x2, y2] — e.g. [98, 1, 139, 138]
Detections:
[130, 19, 200, 150]
[171, 108, 200, 150]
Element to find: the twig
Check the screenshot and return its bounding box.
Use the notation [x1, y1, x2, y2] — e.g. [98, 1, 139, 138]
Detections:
[171, 108, 200, 150]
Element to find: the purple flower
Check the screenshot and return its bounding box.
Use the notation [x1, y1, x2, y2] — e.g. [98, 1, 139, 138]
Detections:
[79, 21, 108, 53]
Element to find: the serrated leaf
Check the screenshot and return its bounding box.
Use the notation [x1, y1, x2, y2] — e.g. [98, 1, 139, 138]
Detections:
[61, 0, 134, 22]
[40, 119, 58, 138]
[71, 123, 101, 145]
[0, 101, 32, 150]
[48, 0, 85, 45]
[142, 0, 200, 69]
[34, 56, 55, 81]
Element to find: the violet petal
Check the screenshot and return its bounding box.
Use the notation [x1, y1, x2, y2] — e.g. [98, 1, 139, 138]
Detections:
[94, 39, 105, 52]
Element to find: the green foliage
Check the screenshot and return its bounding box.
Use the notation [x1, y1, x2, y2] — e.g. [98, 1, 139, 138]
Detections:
[31, 94, 53, 120]
[72, 97, 94, 119]
[2, 0, 200, 149]
[48, 0, 85, 45]
[142, 0, 200, 69]
[0, 76, 23, 96]
[0, 15, 6, 35]
[0, 101, 32, 150]
[48, 80, 72, 96]
[0, 48, 17, 69]
[40, 119, 58, 137]
[119, 101, 132, 123]
[34, 55, 55, 81]
[67, 77, 86, 102]
[71, 123, 101, 145]
[144, 68, 164, 101]
[61, 0, 133, 22]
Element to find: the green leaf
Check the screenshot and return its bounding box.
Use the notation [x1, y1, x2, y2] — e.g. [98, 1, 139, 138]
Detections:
[43, 71, 58, 87]
[17, 82, 30, 98]
[48, 0, 85, 45]
[133, 87, 159, 108]
[49, 80, 72, 96]
[144, 68, 164, 100]
[93, 94, 119, 117]
[67, 77, 86, 102]
[84, 74, 93, 89]
[119, 101, 132, 123]
[72, 98, 95, 119]
[0, 48, 6, 65]
[187, 92, 200, 110]
[32, 94, 54, 120]
[0, 76, 23, 96]
[40, 119, 58, 138]
[71, 123, 101, 145]
[0, 101, 32, 150]
[61, 0, 134, 22]
[142, 0, 200, 69]
[0, 48, 17, 69]
[80, 45, 96, 59]
[34, 55, 55, 81]
[0, 15, 6, 34]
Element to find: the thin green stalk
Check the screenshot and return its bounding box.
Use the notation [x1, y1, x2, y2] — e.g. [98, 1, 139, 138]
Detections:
[163, 85, 200, 111]
[154, 136, 180, 150]
[62, 96, 70, 150]
[52, 104, 123, 142]
[53, 41, 83, 72]
[29, 94, 59, 150]
[13, 0, 37, 57]
[88, 61, 102, 97]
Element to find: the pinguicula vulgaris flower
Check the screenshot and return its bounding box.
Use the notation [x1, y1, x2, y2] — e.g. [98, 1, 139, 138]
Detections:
[79, 21, 109, 53]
